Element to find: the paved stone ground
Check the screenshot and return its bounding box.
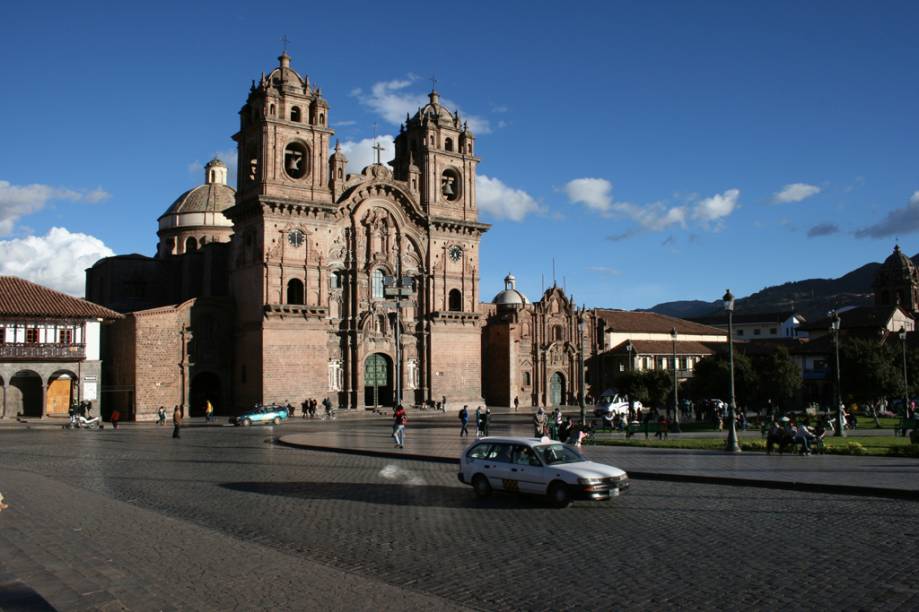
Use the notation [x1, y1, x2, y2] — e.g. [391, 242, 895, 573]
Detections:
[282, 411, 919, 493]
[1, 423, 919, 610]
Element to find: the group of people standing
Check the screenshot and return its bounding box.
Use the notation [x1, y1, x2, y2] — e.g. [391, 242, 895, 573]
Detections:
[458, 405, 491, 438]
[299, 398, 333, 419]
[534, 407, 589, 446]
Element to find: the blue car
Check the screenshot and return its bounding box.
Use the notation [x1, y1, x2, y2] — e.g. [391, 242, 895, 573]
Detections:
[231, 404, 290, 427]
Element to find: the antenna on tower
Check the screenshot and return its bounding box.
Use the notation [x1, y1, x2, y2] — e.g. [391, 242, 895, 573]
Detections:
[552, 258, 557, 287]
[281, 34, 291, 54]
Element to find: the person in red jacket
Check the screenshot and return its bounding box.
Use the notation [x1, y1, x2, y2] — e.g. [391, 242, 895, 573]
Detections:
[392, 404, 407, 448]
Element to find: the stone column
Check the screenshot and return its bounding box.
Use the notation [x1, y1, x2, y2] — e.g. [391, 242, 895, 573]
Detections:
[41, 380, 48, 419]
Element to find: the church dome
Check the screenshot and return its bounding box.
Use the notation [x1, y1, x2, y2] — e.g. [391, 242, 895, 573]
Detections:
[412, 90, 459, 127]
[493, 273, 529, 306]
[879, 244, 915, 279]
[161, 183, 235, 217]
[157, 159, 235, 257]
[159, 159, 235, 221]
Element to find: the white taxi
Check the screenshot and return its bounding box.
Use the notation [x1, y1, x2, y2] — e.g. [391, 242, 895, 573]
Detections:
[457, 436, 629, 507]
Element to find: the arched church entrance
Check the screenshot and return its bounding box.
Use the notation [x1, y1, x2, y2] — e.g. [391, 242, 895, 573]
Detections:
[10, 371, 43, 417]
[47, 371, 77, 417]
[364, 353, 393, 409]
[190, 372, 222, 417]
[549, 372, 566, 407]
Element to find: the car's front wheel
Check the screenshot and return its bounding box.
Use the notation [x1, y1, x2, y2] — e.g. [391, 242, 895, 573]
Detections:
[272, 416, 281, 425]
[548, 481, 571, 508]
[472, 474, 492, 499]
[242, 418, 251, 427]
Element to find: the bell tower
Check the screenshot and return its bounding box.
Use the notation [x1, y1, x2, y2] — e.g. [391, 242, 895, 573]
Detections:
[392, 89, 478, 222]
[233, 52, 333, 205]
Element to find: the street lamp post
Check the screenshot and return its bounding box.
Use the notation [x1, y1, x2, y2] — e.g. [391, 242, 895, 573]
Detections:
[670, 327, 680, 430]
[625, 339, 633, 372]
[900, 325, 909, 429]
[578, 309, 586, 426]
[830, 310, 845, 437]
[723, 290, 740, 453]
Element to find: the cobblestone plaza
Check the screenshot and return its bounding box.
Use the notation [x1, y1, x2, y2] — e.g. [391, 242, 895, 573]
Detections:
[1, 415, 918, 610]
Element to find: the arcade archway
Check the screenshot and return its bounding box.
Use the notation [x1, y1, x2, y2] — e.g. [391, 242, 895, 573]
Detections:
[10, 370, 42, 417]
[190, 372, 222, 417]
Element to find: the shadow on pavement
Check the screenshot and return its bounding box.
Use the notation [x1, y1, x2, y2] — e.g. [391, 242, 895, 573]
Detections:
[219, 481, 553, 510]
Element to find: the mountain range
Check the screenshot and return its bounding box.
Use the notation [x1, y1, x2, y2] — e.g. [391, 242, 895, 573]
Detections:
[643, 253, 919, 321]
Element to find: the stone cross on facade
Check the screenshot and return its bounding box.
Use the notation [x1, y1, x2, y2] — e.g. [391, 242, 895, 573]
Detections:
[281, 34, 290, 54]
[371, 122, 384, 164]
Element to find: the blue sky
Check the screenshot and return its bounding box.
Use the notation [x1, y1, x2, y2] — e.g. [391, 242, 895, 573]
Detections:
[1, 1, 918, 307]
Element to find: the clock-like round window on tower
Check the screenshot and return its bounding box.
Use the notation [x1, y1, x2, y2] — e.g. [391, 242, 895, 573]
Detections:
[284, 142, 310, 179]
[448, 245, 463, 262]
[441, 168, 462, 201]
[288, 230, 305, 248]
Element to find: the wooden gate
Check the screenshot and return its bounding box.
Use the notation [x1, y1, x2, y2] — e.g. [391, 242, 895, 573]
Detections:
[46, 378, 72, 416]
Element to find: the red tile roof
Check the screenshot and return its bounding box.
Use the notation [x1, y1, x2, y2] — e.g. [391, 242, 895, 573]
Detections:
[0, 276, 122, 320]
[594, 309, 727, 336]
[608, 339, 719, 355]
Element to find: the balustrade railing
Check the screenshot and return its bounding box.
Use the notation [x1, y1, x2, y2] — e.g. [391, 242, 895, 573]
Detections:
[0, 343, 86, 361]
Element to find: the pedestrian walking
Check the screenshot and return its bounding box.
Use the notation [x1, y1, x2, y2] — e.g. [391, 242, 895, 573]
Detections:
[205, 400, 214, 423]
[474, 406, 483, 437]
[172, 405, 183, 439]
[482, 406, 491, 436]
[322, 397, 332, 419]
[442, 395, 447, 413]
[534, 407, 548, 437]
[157, 406, 166, 425]
[392, 404, 407, 448]
[513, 395, 519, 412]
[111, 409, 121, 430]
[459, 405, 469, 437]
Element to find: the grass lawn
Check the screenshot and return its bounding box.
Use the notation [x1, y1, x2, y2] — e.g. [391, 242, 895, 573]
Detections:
[589, 433, 919, 456]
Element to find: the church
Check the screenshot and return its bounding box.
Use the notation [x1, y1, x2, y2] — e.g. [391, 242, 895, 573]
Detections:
[86, 53, 731, 420]
[88, 52, 491, 417]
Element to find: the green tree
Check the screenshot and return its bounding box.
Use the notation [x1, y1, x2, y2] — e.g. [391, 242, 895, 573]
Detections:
[838, 337, 899, 415]
[641, 369, 673, 412]
[687, 351, 756, 409]
[751, 346, 801, 416]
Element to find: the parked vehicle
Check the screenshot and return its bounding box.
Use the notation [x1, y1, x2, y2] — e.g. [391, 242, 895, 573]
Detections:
[63, 415, 103, 430]
[594, 391, 641, 421]
[458, 436, 629, 508]
[230, 404, 289, 427]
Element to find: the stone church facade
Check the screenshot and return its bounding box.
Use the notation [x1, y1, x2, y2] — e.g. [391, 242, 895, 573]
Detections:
[88, 53, 488, 417]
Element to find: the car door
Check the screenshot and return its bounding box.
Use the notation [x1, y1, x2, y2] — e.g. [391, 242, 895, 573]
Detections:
[510, 445, 548, 494]
[483, 443, 517, 491]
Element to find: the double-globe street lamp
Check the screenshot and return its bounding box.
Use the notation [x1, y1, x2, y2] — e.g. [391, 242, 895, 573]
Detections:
[723, 289, 741, 453]
[578, 308, 587, 426]
[670, 327, 681, 432]
[829, 310, 845, 437]
[900, 325, 909, 425]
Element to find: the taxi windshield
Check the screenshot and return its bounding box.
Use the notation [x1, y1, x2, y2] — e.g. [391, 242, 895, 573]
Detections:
[535, 443, 585, 465]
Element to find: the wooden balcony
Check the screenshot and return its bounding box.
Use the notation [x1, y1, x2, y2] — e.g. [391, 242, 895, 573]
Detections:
[0, 342, 86, 361]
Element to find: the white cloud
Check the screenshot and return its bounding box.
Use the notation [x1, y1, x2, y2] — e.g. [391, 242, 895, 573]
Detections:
[855, 191, 919, 239]
[476, 175, 543, 222]
[773, 182, 821, 204]
[354, 77, 491, 133]
[692, 188, 740, 225]
[338, 135, 396, 174]
[0, 180, 110, 236]
[0, 227, 114, 296]
[612, 201, 687, 231]
[565, 178, 613, 213]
